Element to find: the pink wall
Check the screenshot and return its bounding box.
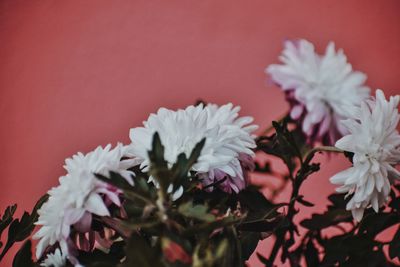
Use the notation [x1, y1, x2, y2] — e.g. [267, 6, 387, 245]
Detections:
[1, 1, 399, 266]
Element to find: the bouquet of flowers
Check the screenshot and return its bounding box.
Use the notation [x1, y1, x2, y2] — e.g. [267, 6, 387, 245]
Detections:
[1, 39, 400, 267]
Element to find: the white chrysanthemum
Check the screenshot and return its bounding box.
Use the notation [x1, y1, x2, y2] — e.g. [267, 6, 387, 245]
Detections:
[34, 144, 135, 260]
[330, 89, 400, 221]
[127, 103, 258, 193]
[40, 249, 66, 267]
[267, 39, 370, 145]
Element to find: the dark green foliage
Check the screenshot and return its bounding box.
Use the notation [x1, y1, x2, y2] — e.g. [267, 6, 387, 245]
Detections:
[12, 240, 35, 267]
[93, 133, 284, 267]
[0, 194, 48, 262]
[389, 227, 400, 260]
[3, 118, 400, 267]
[256, 118, 308, 176]
[300, 193, 352, 231]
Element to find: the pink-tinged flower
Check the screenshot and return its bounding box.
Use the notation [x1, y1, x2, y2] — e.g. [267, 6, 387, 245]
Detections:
[34, 144, 135, 265]
[330, 89, 400, 221]
[162, 238, 192, 265]
[267, 39, 370, 145]
[127, 103, 258, 195]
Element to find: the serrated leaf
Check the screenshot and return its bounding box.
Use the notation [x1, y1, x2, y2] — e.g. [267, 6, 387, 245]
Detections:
[0, 204, 17, 241]
[300, 209, 352, 231]
[0, 194, 48, 261]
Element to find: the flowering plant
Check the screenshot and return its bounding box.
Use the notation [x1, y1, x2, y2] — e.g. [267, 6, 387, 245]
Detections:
[1, 39, 400, 267]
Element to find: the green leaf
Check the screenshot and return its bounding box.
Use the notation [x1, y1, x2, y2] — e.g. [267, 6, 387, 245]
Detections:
[257, 119, 307, 175]
[358, 212, 399, 237]
[0, 205, 17, 241]
[12, 240, 34, 267]
[300, 193, 352, 231]
[320, 234, 383, 266]
[0, 194, 48, 261]
[300, 209, 352, 231]
[95, 171, 134, 191]
[238, 187, 275, 213]
[170, 139, 205, 186]
[178, 202, 215, 222]
[121, 235, 164, 267]
[148, 132, 171, 191]
[239, 232, 260, 260]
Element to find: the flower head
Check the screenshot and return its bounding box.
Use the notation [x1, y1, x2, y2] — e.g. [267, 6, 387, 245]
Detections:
[330, 89, 400, 221]
[267, 39, 370, 145]
[40, 249, 66, 267]
[127, 103, 258, 193]
[34, 144, 135, 262]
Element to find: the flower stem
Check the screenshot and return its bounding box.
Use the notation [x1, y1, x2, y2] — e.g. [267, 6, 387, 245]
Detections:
[303, 146, 344, 165]
[266, 145, 344, 266]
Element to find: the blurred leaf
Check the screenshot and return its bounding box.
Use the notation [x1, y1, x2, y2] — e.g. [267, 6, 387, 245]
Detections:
[95, 171, 134, 192]
[178, 202, 215, 222]
[256, 252, 270, 265]
[300, 209, 352, 231]
[238, 187, 274, 213]
[12, 240, 34, 267]
[300, 193, 352, 231]
[389, 227, 400, 260]
[321, 234, 382, 266]
[148, 132, 170, 191]
[183, 217, 239, 236]
[78, 241, 125, 266]
[253, 162, 272, 174]
[304, 240, 319, 267]
[170, 138, 205, 190]
[240, 232, 260, 260]
[121, 235, 164, 267]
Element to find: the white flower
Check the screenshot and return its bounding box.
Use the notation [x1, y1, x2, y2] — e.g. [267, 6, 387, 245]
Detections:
[330, 89, 400, 221]
[267, 39, 370, 145]
[34, 144, 135, 260]
[40, 249, 66, 267]
[127, 103, 258, 193]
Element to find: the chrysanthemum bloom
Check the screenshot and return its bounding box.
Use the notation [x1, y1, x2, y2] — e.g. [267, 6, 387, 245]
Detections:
[40, 249, 67, 267]
[127, 103, 258, 194]
[34, 144, 135, 265]
[330, 89, 400, 221]
[267, 39, 370, 145]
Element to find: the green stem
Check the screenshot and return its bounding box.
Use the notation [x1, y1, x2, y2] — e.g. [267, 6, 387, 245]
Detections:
[303, 146, 344, 165]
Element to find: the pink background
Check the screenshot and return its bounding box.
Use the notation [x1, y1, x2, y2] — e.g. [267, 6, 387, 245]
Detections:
[1, 1, 399, 266]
